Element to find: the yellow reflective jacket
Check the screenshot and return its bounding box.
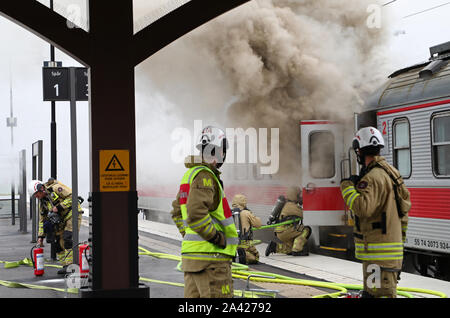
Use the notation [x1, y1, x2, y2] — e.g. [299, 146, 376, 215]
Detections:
[171, 157, 238, 272]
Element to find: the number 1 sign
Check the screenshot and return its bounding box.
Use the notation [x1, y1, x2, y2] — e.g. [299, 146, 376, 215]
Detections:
[43, 67, 88, 101]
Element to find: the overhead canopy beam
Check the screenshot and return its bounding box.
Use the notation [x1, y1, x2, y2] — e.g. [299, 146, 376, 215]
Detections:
[0, 0, 91, 66]
[132, 0, 250, 66]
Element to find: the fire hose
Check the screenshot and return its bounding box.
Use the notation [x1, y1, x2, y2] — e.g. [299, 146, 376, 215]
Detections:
[1, 247, 448, 298]
[136, 247, 448, 298]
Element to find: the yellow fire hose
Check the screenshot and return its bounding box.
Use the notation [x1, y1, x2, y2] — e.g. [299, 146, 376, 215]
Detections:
[137, 247, 448, 299]
[1, 247, 448, 298]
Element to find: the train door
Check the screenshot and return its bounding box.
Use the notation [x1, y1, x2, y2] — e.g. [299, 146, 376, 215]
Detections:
[300, 121, 347, 226]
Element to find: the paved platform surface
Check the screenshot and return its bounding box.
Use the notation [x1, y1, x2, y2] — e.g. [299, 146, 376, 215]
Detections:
[138, 219, 450, 298]
[1, 215, 449, 298]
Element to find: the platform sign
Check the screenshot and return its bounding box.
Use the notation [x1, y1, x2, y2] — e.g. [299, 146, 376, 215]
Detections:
[43, 67, 70, 101]
[75, 67, 89, 101]
[99, 150, 130, 192]
[43, 66, 89, 101]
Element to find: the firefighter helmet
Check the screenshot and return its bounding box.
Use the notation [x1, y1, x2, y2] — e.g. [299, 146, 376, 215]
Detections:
[286, 186, 301, 203]
[352, 127, 385, 165]
[28, 180, 45, 196]
[232, 194, 247, 209]
[196, 126, 229, 168]
[352, 127, 385, 151]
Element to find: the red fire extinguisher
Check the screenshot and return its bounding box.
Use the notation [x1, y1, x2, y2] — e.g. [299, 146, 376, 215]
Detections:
[31, 245, 44, 276]
[79, 244, 90, 276]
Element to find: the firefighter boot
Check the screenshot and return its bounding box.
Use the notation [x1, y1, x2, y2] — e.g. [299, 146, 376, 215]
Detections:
[291, 245, 309, 256]
[265, 241, 277, 256]
[237, 248, 247, 264]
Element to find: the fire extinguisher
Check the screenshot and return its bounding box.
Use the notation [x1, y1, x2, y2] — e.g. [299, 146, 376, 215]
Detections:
[30, 245, 44, 276]
[79, 243, 90, 276]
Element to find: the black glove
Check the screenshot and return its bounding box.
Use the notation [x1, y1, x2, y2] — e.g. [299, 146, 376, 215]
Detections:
[341, 175, 360, 185]
[208, 231, 226, 249]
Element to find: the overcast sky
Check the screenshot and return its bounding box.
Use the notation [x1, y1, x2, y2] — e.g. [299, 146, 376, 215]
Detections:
[1, 0, 450, 198]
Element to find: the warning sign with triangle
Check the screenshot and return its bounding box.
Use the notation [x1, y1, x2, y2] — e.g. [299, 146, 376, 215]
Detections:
[105, 154, 125, 171]
[99, 150, 130, 192]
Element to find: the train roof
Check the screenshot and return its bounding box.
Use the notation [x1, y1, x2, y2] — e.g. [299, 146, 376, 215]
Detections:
[365, 41, 450, 112]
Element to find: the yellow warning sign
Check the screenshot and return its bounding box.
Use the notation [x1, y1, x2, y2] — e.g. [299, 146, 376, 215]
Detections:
[99, 150, 130, 192]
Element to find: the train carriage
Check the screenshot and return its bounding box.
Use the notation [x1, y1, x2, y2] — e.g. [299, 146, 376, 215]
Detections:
[138, 41, 450, 280]
[303, 41, 450, 279]
[361, 41, 450, 278]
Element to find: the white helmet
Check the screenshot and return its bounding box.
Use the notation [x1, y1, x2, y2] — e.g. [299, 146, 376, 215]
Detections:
[28, 180, 45, 197]
[352, 127, 384, 165]
[352, 126, 385, 150]
[196, 126, 229, 168]
[196, 126, 229, 150]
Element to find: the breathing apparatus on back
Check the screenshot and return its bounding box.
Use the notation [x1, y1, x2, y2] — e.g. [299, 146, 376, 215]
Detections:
[267, 195, 286, 225]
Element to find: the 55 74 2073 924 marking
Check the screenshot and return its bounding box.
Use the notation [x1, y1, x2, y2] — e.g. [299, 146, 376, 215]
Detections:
[408, 237, 450, 252]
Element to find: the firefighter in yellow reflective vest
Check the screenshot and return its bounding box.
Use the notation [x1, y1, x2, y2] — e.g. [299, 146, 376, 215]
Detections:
[340, 127, 410, 298]
[28, 178, 83, 275]
[232, 194, 262, 265]
[265, 186, 311, 256]
[170, 126, 238, 298]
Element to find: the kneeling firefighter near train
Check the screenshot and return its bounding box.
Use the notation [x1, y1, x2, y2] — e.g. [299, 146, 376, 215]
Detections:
[265, 187, 311, 257]
[170, 126, 239, 298]
[231, 194, 262, 265]
[340, 127, 411, 298]
[28, 178, 83, 275]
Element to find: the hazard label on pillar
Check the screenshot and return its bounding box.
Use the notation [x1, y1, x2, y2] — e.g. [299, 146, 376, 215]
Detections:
[99, 150, 130, 192]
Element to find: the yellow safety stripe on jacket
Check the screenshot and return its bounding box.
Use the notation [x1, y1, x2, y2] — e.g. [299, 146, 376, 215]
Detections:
[49, 191, 82, 212]
[355, 242, 404, 261]
[63, 210, 72, 223]
[38, 221, 44, 236]
[341, 185, 361, 210]
[180, 166, 239, 259]
[341, 186, 355, 197]
[188, 214, 214, 232]
[173, 215, 186, 234]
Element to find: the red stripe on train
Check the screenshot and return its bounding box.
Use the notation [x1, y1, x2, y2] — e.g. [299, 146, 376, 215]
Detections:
[302, 187, 346, 211]
[408, 188, 450, 220]
[377, 99, 450, 116]
[300, 121, 336, 125]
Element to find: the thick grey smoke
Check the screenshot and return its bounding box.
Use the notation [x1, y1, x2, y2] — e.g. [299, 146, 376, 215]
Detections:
[188, 0, 391, 181]
[135, 0, 392, 189]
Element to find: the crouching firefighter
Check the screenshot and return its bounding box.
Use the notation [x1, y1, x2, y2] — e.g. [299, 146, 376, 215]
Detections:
[170, 126, 239, 298]
[231, 194, 262, 265]
[29, 178, 83, 275]
[265, 187, 311, 257]
[340, 127, 411, 298]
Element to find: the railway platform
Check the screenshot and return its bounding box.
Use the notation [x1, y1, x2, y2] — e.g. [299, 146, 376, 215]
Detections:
[1, 215, 449, 299]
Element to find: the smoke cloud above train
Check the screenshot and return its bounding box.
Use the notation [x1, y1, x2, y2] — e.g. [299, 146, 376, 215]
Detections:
[135, 0, 392, 190]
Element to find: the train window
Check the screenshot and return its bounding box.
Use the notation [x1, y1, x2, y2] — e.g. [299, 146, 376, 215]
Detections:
[393, 119, 411, 178]
[309, 131, 335, 178]
[432, 114, 450, 177]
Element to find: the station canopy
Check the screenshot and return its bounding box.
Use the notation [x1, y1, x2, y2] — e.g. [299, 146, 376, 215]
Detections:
[34, 0, 194, 33]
